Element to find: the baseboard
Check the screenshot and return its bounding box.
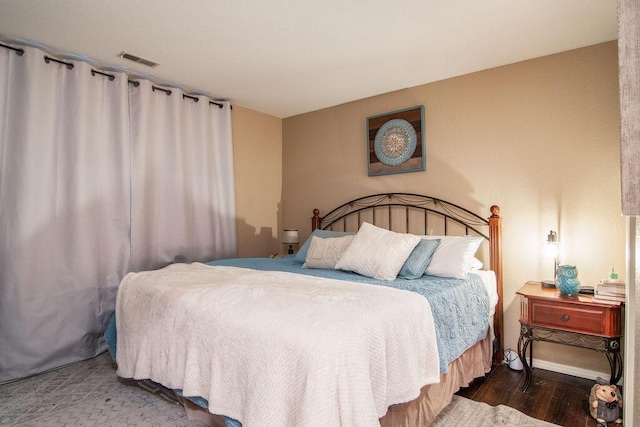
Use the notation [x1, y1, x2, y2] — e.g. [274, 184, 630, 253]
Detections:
[531, 358, 623, 385]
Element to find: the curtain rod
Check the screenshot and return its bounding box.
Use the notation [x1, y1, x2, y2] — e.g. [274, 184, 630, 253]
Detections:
[183, 93, 223, 108]
[1, 40, 228, 109]
[45, 55, 73, 69]
[0, 42, 24, 56]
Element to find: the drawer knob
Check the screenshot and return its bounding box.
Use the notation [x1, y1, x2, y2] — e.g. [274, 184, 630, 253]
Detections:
[562, 314, 570, 322]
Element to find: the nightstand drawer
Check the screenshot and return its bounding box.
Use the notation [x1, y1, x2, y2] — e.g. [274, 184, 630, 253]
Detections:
[530, 300, 607, 335]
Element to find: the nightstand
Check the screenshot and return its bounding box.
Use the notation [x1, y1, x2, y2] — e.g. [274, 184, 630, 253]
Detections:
[516, 281, 623, 392]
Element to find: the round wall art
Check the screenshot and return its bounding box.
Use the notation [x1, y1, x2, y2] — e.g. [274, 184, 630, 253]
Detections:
[373, 118, 417, 166]
[366, 105, 424, 176]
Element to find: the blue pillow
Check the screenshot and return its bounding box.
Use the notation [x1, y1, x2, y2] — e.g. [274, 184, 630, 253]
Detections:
[295, 229, 355, 263]
[397, 238, 441, 279]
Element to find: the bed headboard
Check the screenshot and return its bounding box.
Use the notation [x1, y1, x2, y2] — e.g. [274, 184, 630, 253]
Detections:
[311, 193, 503, 365]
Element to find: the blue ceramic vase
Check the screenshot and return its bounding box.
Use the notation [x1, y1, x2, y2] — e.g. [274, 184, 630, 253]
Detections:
[556, 265, 581, 296]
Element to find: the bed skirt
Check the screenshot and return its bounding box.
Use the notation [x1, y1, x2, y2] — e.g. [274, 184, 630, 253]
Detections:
[380, 333, 492, 426]
[179, 333, 493, 427]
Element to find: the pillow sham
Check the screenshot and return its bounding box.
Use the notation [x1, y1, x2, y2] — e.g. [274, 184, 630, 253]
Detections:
[397, 238, 441, 279]
[470, 257, 483, 270]
[303, 235, 355, 270]
[295, 229, 355, 263]
[335, 222, 421, 281]
[423, 235, 483, 279]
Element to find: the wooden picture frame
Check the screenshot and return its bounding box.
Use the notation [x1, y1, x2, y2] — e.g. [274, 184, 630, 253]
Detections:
[366, 106, 425, 176]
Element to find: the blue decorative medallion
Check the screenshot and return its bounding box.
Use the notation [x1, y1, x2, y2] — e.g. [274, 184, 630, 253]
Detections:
[374, 119, 417, 166]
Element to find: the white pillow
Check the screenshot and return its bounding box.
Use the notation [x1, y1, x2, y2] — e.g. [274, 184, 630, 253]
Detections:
[335, 222, 421, 281]
[423, 235, 483, 279]
[303, 235, 354, 270]
[295, 229, 355, 263]
[470, 257, 483, 270]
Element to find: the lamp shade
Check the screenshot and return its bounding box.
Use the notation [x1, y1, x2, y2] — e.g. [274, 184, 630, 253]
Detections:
[283, 229, 299, 244]
[541, 230, 559, 289]
[544, 230, 559, 258]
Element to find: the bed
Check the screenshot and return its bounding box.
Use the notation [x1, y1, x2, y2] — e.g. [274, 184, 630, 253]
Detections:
[106, 193, 503, 426]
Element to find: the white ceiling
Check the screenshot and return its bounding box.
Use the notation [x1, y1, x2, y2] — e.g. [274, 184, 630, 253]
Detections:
[0, 0, 617, 118]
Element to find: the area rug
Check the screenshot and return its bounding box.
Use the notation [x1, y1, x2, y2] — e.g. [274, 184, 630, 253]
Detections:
[0, 352, 202, 427]
[432, 395, 559, 427]
[0, 352, 557, 426]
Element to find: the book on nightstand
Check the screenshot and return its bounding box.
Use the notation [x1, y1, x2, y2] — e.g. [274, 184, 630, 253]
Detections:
[593, 279, 625, 304]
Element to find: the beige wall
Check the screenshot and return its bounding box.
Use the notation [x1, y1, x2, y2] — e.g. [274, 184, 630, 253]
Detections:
[282, 41, 623, 374]
[232, 105, 283, 257]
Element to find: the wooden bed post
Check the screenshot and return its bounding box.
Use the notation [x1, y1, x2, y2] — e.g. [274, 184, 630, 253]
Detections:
[489, 205, 504, 365]
[311, 208, 321, 231]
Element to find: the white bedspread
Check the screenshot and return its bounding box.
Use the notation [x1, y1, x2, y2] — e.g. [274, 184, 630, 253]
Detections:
[116, 263, 440, 427]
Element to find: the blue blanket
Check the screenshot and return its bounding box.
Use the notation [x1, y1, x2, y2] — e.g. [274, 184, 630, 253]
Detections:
[105, 256, 489, 426]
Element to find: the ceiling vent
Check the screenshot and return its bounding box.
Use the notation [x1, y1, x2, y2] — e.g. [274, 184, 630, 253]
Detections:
[118, 51, 159, 68]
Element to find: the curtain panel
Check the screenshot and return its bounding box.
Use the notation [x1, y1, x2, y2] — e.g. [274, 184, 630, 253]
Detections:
[0, 44, 236, 382]
[129, 81, 237, 271]
[0, 47, 131, 381]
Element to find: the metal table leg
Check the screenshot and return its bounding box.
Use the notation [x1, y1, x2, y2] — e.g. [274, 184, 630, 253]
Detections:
[517, 326, 532, 392]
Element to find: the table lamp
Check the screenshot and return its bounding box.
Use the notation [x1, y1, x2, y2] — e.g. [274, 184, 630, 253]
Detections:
[541, 230, 559, 288]
[283, 229, 299, 254]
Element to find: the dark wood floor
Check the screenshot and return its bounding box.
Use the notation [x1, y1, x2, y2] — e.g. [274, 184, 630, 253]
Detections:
[456, 364, 597, 427]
